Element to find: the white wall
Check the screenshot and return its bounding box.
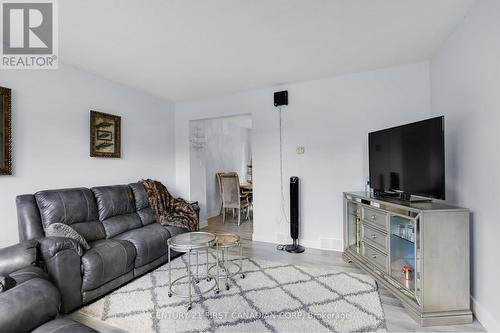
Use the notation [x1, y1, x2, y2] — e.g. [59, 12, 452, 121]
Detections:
[176, 62, 431, 250]
[0, 64, 176, 247]
[189, 116, 252, 222]
[430, 0, 500, 330]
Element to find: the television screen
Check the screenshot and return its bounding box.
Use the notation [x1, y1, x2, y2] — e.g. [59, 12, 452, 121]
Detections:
[369, 116, 445, 199]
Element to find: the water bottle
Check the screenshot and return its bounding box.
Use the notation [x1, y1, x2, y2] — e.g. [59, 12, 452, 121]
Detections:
[365, 177, 371, 195]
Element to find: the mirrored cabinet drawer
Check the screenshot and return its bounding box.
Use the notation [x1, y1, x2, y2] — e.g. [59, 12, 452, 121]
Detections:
[361, 223, 388, 252]
[362, 206, 388, 229]
[361, 242, 389, 272]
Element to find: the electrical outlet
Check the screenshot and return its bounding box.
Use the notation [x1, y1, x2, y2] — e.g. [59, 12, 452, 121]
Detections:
[296, 146, 305, 154]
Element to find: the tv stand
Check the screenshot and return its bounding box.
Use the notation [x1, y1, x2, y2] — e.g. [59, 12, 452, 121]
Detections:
[374, 191, 432, 203]
[343, 192, 471, 326]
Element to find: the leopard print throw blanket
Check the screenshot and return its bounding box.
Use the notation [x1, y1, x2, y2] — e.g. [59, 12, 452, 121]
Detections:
[140, 179, 198, 232]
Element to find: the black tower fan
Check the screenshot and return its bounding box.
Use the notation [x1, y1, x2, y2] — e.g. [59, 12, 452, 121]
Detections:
[285, 176, 305, 253]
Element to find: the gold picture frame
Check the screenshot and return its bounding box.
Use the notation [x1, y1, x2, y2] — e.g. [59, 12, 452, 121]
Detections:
[90, 111, 121, 158]
[0, 87, 12, 175]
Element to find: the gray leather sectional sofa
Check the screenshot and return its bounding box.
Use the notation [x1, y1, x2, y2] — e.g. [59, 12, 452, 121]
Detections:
[0, 240, 97, 332]
[15, 182, 198, 314]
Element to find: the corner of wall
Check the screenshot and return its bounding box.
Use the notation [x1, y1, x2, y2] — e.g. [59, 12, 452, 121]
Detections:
[471, 297, 500, 332]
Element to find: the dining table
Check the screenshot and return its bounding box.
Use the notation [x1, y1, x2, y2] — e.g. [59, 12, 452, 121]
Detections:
[240, 182, 253, 191]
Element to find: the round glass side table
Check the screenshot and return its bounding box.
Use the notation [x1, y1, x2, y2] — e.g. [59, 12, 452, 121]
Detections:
[208, 233, 245, 293]
[167, 231, 217, 310]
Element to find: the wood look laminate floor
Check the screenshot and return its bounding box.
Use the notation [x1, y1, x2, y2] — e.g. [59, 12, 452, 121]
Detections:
[70, 240, 485, 333]
[204, 213, 253, 240]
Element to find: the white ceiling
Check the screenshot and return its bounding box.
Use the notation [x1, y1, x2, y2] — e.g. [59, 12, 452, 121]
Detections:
[59, 0, 477, 102]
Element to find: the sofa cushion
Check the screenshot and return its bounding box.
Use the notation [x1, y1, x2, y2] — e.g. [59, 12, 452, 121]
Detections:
[16, 194, 45, 241]
[81, 239, 136, 291]
[136, 207, 155, 226]
[35, 188, 105, 242]
[129, 182, 155, 226]
[129, 182, 149, 210]
[113, 224, 170, 268]
[0, 277, 60, 332]
[91, 185, 142, 238]
[45, 223, 90, 251]
[91, 185, 136, 221]
[100, 213, 143, 239]
[70, 221, 107, 243]
[0, 240, 38, 276]
[9, 266, 48, 285]
[32, 318, 98, 333]
[164, 226, 189, 238]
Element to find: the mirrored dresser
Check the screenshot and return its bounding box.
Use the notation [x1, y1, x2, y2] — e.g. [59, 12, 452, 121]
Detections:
[343, 192, 472, 326]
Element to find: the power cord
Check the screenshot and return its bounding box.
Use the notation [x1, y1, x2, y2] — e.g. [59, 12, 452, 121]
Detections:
[278, 105, 289, 225]
[276, 105, 289, 252]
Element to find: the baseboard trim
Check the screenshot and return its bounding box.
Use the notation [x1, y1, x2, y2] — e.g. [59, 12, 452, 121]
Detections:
[471, 297, 500, 332]
[198, 219, 208, 229]
[251, 233, 276, 244]
[300, 238, 342, 252]
[253, 233, 342, 252]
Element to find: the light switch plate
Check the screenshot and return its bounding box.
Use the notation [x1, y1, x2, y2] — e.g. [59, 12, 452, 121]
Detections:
[296, 146, 305, 154]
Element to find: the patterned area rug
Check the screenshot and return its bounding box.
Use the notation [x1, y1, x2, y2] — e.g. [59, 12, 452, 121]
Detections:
[77, 254, 386, 332]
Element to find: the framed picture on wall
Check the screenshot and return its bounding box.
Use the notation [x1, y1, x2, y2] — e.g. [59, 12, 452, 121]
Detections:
[0, 86, 12, 175]
[90, 111, 121, 158]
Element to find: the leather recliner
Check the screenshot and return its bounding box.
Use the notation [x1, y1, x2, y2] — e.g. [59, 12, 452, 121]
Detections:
[16, 182, 199, 313]
[0, 240, 97, 332]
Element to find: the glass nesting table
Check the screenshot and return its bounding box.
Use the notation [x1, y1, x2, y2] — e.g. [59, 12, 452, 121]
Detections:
[209, 233, 245, 292]
[167, 232, 216, 310]
[167, 231, 244, 310]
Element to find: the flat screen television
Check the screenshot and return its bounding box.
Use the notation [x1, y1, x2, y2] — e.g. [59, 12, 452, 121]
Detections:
[369, 116, 445, 200]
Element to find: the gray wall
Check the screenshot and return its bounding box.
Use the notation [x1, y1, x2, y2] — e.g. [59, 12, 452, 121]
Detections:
[430, 0, 500, 330]
[0, 64, 176, 247]
[177, 62, 431, 250]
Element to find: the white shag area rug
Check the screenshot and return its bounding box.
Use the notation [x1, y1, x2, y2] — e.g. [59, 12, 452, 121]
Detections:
[77, 254, 386, 333]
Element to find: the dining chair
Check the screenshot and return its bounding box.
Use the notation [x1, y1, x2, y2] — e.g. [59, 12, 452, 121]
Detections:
[216, 172, 225, 215]
[220, 173, 250, 225]
[217, 171, 241, 215]
[239, 182, 253, 220]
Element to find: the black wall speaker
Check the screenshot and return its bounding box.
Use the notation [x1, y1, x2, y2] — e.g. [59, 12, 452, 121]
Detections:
[285, 176, 305, 253]
[274, 90, 288, 107]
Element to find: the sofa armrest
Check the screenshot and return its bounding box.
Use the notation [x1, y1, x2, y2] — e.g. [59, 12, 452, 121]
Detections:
[0, 240, 38, 276]
[187, 201, 200, 230]
[44, 249, 83, 313]
[187, 200, 200, 213]
[36, 237, 83, 313]
[38, 237, 82, 259]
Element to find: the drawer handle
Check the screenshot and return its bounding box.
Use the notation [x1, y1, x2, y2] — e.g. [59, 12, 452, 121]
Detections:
[371, 234, 377, 240]
[371, 254, 377, 259]
[371, 215, 377, 220]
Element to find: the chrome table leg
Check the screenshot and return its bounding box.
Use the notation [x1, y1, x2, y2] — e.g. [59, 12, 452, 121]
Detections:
[195, 250, 199, 283]
[240, 241, 245, 279]
[168, 245, 172, 297]
[206, 248, 211, 281]
[187, 249, 192, 310]
[224, 248, 230, 290]
[215, 244, 220, 294]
